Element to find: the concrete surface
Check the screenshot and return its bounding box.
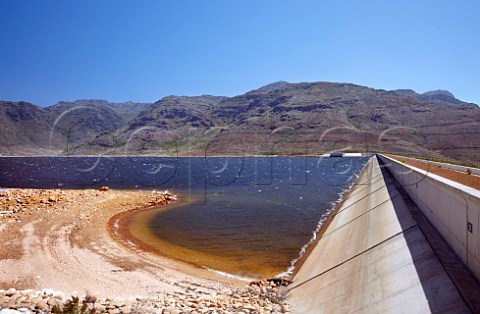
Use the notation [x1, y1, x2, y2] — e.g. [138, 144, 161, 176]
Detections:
[378, 154, 480, 284]
[287, 156, 477, 313]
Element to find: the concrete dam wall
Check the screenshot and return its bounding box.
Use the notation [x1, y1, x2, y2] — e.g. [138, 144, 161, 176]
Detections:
[377, 154, 480, 283]
[287, 156, 479, 313]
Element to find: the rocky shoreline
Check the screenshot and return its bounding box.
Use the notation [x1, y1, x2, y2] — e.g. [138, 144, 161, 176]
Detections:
[0, 188, 292, 313]
[0, 279, 291, 313]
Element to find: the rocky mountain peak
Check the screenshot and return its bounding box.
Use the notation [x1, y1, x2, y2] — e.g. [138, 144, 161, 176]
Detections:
[420, 89, 463, 105]
[258, 81, 291, 91]
[422, 90, 455, 98]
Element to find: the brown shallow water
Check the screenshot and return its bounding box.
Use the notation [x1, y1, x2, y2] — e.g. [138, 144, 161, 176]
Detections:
[124, 196, 291, 279]
[116, 157, 369, 279]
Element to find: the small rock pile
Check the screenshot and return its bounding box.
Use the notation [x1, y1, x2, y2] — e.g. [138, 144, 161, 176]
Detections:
[0, 288, 65, 313]
[0, 280, 291, 313]
[0, 189, 175, 221]
[149, 190, 177, 206]
[0, 189, 68, 220]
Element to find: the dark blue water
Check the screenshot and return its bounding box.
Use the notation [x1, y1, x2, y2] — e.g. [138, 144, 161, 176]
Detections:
[0, 156, 368, 278]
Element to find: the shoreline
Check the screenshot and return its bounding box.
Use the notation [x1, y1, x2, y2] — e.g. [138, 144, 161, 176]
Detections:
[290, 160, 370, 277]
[105, 159, 369, 283]
[110, 172, 365, 283]
[112, 195, 282, 282]
[0, 158, 370, 311]
[107, 196, 257, 283]
[0, 188, 291, 312]
[105, 195, 240, 282]
[0, 188, 240, 294]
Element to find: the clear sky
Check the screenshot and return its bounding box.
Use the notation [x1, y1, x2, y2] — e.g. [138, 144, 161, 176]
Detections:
[1, 0, 479, 106]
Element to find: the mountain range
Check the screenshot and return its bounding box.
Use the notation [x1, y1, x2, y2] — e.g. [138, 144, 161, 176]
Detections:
[1, 82, 479, 166]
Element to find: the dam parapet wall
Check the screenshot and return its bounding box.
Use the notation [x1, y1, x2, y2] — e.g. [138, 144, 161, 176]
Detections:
[287, 155, 477, 313]
[378, 153, 480, 282]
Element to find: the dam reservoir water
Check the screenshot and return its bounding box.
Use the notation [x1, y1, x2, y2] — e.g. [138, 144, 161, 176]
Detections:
[0, 156, 368, 279]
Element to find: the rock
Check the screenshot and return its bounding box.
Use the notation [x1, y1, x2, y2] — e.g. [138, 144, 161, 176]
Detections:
[47, 298, 60, 307]
[85, 294, 97, 303]
[41, 290, 54, 297]
[162, 308, 181, 314]
[94, 305, 106, 312]
[0, 310, 23, 314]
[7, 299, 16, 307]
[35, 300, 47, 310]
[53, 291, 65, 300]
[243, 304, 257, 311]
[16, 296, 27, 304]
[233, 302, 242, 309]
[106, 303, 116, 310]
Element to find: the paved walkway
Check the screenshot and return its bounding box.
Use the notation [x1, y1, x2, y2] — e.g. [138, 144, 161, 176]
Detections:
[287, 156, 479, 313]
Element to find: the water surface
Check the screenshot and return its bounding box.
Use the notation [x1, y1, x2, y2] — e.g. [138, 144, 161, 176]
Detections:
[0, 156, 368, 278]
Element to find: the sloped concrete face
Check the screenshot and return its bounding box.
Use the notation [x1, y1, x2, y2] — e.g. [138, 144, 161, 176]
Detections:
[287, 157, 470, 314]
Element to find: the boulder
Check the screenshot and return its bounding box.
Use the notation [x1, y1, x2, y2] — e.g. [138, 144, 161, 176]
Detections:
[35, 300, 47, 310]
[85, 294, 97, 303]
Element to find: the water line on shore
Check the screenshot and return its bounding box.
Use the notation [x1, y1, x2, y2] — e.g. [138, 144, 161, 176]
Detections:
[280, 164, 366, 278]
[109, 158, 370, 281]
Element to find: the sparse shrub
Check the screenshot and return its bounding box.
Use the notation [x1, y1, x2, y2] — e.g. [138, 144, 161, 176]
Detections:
[51, 296, 96, 314]
[467, 168, 472, 175]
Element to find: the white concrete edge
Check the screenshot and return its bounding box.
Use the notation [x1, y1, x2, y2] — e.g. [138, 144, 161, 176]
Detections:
[378, 154, 480, 199]
[387, 153, 480, 176]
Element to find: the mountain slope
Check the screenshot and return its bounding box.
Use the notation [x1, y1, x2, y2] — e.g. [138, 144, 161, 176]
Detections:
[1, 83, 478, 166]
[393, 89, 476, 106]
[0, 101, 55, 154]
[0, 100, 152, 154]
[202, 82, 479, 161]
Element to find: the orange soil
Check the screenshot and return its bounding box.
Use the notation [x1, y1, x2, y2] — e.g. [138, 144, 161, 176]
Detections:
[388, 156, 480, 190]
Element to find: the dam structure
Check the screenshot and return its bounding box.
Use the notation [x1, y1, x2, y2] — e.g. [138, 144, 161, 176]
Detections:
[287, 155, 480, 313]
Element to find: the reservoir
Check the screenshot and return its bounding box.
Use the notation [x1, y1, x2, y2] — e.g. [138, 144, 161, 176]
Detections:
[0, 156, 368, 278]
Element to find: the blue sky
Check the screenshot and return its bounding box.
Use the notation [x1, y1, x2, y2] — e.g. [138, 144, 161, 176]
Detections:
[1, 0, 479, 106]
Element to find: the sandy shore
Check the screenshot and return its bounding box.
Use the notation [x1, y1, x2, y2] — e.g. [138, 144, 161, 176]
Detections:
[0, 188, 291, 313]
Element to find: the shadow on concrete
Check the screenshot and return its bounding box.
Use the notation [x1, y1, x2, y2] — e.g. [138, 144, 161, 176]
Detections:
[379, 156, 479, 313]
[288, 157, 477, 313]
